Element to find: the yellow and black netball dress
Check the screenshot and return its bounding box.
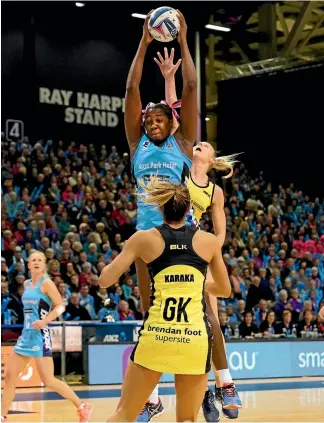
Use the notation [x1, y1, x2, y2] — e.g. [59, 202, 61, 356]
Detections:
[186, 173, 215, 227]
[131, 224, 213, 375]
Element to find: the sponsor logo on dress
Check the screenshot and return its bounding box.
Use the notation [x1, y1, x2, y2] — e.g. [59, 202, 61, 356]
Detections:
[40, 309, 52, 351]
[170, 244, 187, 250]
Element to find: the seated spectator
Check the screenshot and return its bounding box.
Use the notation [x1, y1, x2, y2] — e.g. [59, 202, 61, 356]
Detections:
[229, 265, 244, 300]
[218, 311, 228, 336]
[122, 277, 134, 300]
[57, 281, 70, 306]
[225, 304, 240, 323]
[70, 274, 80, 293]
[289, 288, 304, 322]
[275, 310, 295, 337]
[5, 285, 25, 324]
[79, 284, 96, 319]
[79, 261, 95, 285]
[239, 311, 259, 339]
[246, 276, 274, 311]
[97, 298, 120, 322]
[47, 259, 61, 279]
[297, 310, 317, 337]
[259, 311, 279, 337]
[109, 284, 125, 305]
[94, 286, 108, 313]
[307, 288, 321, 312]
[236, 299, 246, 321]
[274, 289, 289, 320]
[64, 292, 91, 321]
[253, 299, 269, 325]
[87, 243, 99, 264]
[258, 268, 268, 287]
[118, 300, 135, 321]
[128, 286, 142, 318]
[283, 278, 292, 297]
[316, 312, 324, 335]
[64, 262, 77, 285]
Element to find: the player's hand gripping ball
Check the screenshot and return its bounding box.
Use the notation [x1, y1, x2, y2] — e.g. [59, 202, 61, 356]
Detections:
[148, 7, 180, 42]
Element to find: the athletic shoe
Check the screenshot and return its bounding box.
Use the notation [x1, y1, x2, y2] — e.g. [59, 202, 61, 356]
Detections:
[136, 398, 164, 422]
[202, 388, 220, 422]
[77, 402, 93, 423]
[222, 383, 242, 409]
[215, 386, 239, 419]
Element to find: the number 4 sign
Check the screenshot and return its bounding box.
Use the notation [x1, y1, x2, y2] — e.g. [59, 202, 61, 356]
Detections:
[6, 119, 24, 141]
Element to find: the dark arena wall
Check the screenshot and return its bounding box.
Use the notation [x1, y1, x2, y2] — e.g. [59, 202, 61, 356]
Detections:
[217, 62, 324, 197]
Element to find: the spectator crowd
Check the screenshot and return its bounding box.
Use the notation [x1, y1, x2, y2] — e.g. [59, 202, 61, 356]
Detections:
[1, 136, 324, 339]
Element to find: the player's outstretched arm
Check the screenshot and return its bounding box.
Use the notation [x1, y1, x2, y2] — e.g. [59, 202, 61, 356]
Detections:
[125, 11, 153, 158]
[176, 10, 197, 150]
[154, 47, 181, 106]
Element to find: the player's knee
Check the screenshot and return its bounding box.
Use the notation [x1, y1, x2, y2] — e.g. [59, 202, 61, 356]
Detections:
[5, 366, 19, 384]
[41, 375, 55, 389]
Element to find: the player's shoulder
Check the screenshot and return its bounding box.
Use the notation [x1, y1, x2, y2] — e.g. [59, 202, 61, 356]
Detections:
[212, 183, 224, 202]
[196, 230, 219, 246]
[129, 229, 157, 243]
[42, 277, 55, 290]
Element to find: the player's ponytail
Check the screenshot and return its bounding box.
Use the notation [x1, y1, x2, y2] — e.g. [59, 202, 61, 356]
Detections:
[138, 176, 190, 222]
[211, 153, 241, 179]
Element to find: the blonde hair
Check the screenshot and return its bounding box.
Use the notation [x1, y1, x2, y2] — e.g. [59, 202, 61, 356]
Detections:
[29, 251, 46, 263]
[138, 176, 190, 222]
[211, 153, 241, 179]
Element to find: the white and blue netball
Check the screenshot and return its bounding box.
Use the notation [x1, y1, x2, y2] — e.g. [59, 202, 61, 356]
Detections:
[148, 7, 180, 42]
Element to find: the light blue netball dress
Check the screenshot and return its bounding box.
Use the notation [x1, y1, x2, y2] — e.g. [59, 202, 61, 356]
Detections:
[132, 133, 192, 230]
[14, 276, 53, 357]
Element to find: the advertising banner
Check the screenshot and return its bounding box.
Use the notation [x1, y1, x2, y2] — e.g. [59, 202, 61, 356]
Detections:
[1, 346, 43, 388]
[50, 325, 82, 352]
[86, 340, 324, 385]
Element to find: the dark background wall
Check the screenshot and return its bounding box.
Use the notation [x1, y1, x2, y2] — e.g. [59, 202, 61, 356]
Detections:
[217, 62, 324, 197]
[2, 1, 207, 152]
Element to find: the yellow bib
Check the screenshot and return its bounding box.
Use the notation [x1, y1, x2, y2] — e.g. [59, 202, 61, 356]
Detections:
[187, 173, 215, 224]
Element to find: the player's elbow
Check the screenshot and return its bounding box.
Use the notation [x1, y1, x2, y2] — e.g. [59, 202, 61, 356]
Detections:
[126, 82, 139, 94]
[56, 303, 66, 316]
[183, 78, 197, 92]
[222, 284, 231, 298]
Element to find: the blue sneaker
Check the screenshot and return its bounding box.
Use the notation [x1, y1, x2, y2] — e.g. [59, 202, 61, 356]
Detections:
[215, 385, 241, 419]
[221, 383, 242, 410]
[136, 398, 164, 422]
[202, 389, 220, 422]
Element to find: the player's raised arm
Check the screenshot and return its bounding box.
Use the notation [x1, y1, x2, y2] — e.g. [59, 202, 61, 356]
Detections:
[154, 47, 182, 106]
[125, 11, 153, 158]
[176, 11, 197, 151]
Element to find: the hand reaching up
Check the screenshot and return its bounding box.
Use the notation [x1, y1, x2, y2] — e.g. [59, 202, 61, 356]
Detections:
[154, 47, 182, 79]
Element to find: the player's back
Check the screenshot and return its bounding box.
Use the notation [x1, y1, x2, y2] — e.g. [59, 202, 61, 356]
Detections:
[132, 134, 191, 230]
[130, 224, 212, 375]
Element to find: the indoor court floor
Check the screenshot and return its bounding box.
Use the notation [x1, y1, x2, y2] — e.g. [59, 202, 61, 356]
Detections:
[6, 377, 324, 422]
